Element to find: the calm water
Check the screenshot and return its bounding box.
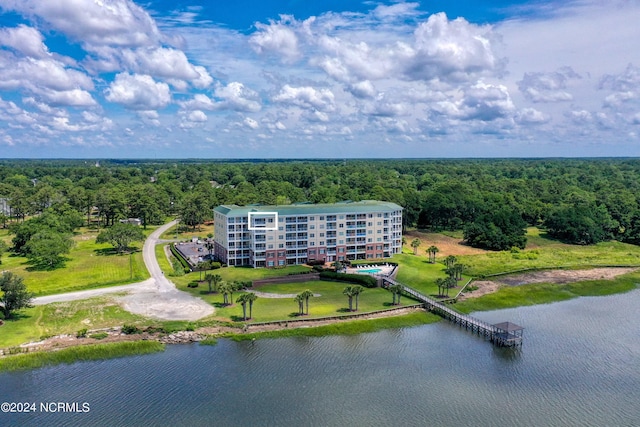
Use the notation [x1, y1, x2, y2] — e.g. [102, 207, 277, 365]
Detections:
[2, 290, 640, 427]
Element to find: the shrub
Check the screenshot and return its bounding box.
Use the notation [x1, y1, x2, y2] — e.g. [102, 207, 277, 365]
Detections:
[76, 328, 88, 338]
[187, 281, 199, 288]
[185, 323, 195, 331]
[307, 260, 325, 266]
[319, 271, 377, 288]
[121, 324, 140, 335]
[89, 332, 108, 340]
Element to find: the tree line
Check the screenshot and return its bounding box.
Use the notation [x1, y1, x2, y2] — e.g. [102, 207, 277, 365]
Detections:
[2, 158, 640, 251]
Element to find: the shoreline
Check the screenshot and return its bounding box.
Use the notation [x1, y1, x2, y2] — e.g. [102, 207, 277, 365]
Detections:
[2, 267, 639, 372]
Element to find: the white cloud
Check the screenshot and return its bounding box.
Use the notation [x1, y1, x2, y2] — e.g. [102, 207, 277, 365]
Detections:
[0, 25, 49, 58]
[273, 85, 335, 112]
[105, 73, 171, 110]
[244, 117, 259, 129]
[0, 0, 163, 48]
[516, 108, 550, 124]
[349, 80, 376, 99]
[250, 16, 301, 63]
[518, 67, 581, 102]
[121, 47, 200, 81]
[212, 82, 261, 112]
[188, 110, 207, 122]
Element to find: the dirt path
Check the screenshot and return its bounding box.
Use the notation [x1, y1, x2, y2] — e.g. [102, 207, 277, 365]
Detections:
[33, 221, 214, 321]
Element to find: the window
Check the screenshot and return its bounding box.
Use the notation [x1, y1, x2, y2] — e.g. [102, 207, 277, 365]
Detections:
[279, 244, 284, 249]
[339, 232, 344, 236]
[278, 260, 285, 266]
[368, 238, 372, 242]
[339, 223, 344, 228]
[320, 224, 324, 229]
[377, 238, 382, 242]
[310, 242, 315, 246]
[310, 233, 315, 238]
[279, 235, 284, 239]
[320, 216, 324, 220]
[339, 247, 345, 253]
[268, 244, 273, 249]
[320, 232, 325, 237]
[319, 249, 325, 254]
[310, 225, 315, 229]
[368, 230, 373, 234]
[267, 261, 274, 267]
[278, 226, 283, 231]
[339, 240, 344, 245]
[320, 241, 324, 246]
[309, 216, 315, 220]
[368, 222, 372, 226]
[339, 215, 344, 219]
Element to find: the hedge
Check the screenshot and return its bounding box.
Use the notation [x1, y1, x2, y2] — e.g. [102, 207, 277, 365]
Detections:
[170, 243, 192, 272]
[319, 271, 378, 288]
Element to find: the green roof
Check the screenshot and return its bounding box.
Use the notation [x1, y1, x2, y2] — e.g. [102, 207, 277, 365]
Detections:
[214, 200, 403, 217]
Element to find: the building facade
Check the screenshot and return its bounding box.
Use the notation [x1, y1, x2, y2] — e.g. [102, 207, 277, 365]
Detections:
[213, 201, 403, 267]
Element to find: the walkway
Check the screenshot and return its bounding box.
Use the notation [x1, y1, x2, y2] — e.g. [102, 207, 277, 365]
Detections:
[383, 277, 523, 347]
[33, 220, 214, 321]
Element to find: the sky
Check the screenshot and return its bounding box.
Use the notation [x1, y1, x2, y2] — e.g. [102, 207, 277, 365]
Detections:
[0, 1, 639, 159]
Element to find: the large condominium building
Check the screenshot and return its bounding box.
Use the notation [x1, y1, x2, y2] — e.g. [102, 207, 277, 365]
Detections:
[213, 200, 403, 267]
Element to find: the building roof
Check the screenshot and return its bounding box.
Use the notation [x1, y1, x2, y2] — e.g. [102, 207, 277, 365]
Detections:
[214, 200, 403, 217]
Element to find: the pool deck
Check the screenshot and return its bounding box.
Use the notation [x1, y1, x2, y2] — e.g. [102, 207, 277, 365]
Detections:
[345, 264, 395, 276]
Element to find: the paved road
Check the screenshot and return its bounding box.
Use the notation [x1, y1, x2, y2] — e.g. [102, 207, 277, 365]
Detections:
[33, 221, 214, 321]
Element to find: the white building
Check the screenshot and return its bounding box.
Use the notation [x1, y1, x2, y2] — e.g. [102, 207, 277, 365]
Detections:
[213, 200, 403, 267]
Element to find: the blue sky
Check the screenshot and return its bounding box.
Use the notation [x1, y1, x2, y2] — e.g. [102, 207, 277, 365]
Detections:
[0, 1, 639, 158]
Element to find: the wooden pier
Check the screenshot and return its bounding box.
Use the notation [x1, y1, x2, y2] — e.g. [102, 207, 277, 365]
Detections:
[383, 278, 523, 347]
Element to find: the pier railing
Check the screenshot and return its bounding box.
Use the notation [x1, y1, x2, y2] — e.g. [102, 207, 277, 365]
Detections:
[383, 278, 522, 347]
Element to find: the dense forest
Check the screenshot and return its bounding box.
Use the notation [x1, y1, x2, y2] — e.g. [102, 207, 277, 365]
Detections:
[2, 159, 640, 253]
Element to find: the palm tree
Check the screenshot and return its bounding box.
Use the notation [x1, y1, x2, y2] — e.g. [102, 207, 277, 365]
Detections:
[236, 293, 249, 320]
[435, 278, 446, 297]
[218, 282, 230, 305]
[410, 238, 421, 255]
[246, 293, 258, 319]
[444, 255, 457, 268]
[453, 263, 465, 280]
[333, 260, 343, 272]
[294, 294, 304, 316]
[426, 245, 439, 263]
[343, 285, 355, 311]
[444, 277, 456, 297]
[228, 281, 240, 305]
[211, 274, 222, 292]
[389, 284, 403, 305]
[298, 289, 314, 315]
[204, 273, 215, 293]
[352, 285, 364, 311]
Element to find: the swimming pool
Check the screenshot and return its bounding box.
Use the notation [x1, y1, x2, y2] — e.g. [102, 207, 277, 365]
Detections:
[358, 268, 382, 274]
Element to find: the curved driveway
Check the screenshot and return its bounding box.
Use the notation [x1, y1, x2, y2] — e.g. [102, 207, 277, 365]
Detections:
[33, 220, 214, 321]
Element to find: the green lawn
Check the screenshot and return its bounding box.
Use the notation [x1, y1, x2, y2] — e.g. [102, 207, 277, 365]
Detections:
[458, 240, 640, 277]
[390, 253, 469, 298]
[0, 296, 150, 348]
[1, 230, 148, 296]
[455, 270, 640, 313]
[175, 279, 417, 323]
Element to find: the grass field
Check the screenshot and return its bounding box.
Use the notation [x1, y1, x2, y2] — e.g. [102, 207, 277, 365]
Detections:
[390, 253, 469, 297]
[455, 270, 640, 313]
[0, 296, 151, 348]
[0, 341, 165, 372]
[230, 311, 441, 341]
[160, 222, 214, 240]
[175, 279, 417, 322]
[0, 227, 149, 296]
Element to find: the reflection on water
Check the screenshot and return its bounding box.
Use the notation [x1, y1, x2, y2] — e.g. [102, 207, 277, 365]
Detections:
[2, 289, 640, 427]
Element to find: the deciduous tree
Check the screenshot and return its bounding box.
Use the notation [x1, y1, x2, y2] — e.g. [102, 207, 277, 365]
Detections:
[0, 272, 34, 319]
